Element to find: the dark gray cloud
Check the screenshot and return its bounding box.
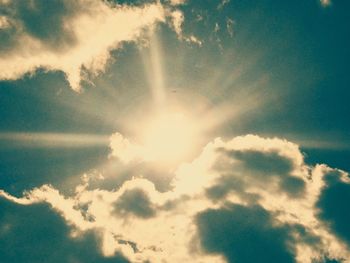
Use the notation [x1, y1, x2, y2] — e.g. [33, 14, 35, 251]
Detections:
[14, 0, 77, 47]
[227, 150, 295, 175]
[313, 258, 343, 263]
[317, 170, 350, 247]
[195, 203, 296, 263]
[0, 197, 128, 263]
[195, 203, 324, 263]
[206, 148, 306, 203]
[205, 173, 260, 202]
[0, 0, 78, 53]
[107, 0, 154, 5]
[113, 188, 156, 219]
[322, 259, 342, 263]
[0, 146, 109, 196]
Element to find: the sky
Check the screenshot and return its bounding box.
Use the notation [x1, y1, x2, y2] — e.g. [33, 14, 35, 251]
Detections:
[0, 0, 350, 262]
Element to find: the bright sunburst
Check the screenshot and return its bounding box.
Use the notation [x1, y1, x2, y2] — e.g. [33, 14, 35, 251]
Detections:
[2, 1, 350, 263]
[140, 110, 199, 163]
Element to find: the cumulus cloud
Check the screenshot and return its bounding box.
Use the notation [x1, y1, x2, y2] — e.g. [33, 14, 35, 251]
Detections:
[113, 188, 157, 219]
[1, 135, 350, 263]
[196, 204, 296, 263]
[109, 132, 145, 163]
[317, 170, 350, 247]
[0, 196, 128, 263]
[0, 0, 184, 91]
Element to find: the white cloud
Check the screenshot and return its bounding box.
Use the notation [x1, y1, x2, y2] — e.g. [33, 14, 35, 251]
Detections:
[1, 134, 350, 263]
[170, 10, 184, 36]
[168, 9, 201, 46]
[109, 132, 145, 163]
[0, 0, 184, 91]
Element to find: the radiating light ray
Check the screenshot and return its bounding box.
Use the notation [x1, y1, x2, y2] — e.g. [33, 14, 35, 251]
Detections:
[141, 28, 167, 108]
[13, 28, 275, 168]
[293, 138, 350, 150]
[0, 132, 109, 148]
[140, 111, 198, 163]
[196, 48, 265, 100]
[150, 32, 166, 107]
[109, 70, 271, 166]
[256, 133, 350, 151]
[300, 140, 350, 150]
[31, 29, 273, 152]
[194, 80, 272, 138]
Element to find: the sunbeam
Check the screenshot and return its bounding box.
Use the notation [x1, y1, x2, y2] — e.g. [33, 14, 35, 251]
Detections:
[1, 1, 350, 263]
[106, 28, 274, 167]
[0, 132, 109, 148]
[148, 30, 167, 107]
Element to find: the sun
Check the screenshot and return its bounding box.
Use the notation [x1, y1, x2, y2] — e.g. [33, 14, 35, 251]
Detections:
[109, 31, 234, 166]
[140, 110, 199, 164]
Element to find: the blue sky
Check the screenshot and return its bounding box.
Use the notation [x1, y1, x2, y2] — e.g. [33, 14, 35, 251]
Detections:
[0, 0, 350, 262]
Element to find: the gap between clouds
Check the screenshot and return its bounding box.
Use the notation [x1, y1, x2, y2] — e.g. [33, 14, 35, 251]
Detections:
[1, 134, 350, 263]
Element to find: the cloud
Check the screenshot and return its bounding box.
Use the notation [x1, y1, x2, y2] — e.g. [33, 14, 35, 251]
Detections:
[317, 170, 350, 247]
[109, 132, 145, 163]
[1, 134, 350, 262]
[113, 188, 157, 219]
[0, 0, 183, 91]
[170, 10, 184, 36]
[0, 196, 128, 263]
[196, 204, 296, 263]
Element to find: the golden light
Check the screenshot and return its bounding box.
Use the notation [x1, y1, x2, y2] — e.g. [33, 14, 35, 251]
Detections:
[108, 30, 263, 167]
[140, 110, 199, 164]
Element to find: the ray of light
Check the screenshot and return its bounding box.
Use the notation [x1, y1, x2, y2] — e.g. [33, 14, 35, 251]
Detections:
[256, 132, 350, 151]
[142, 28, 167, 108]
[0, 132, 109, 148]
[291, 137, 350, 150]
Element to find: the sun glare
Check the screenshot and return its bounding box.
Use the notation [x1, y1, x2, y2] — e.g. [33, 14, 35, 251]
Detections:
[140, 111, 198, 164]
[110, 31, 242, 167]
